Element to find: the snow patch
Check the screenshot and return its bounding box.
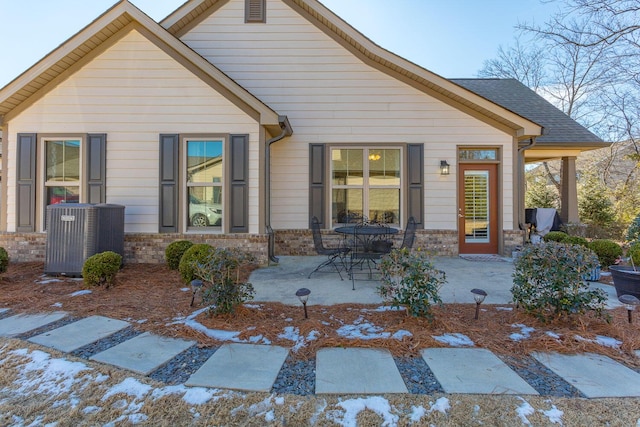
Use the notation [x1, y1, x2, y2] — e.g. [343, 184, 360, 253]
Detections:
[510, 324, 535, 341]
[541, 404, 564, 425]
[432, 333, 474, 347]
[328, 396, 398, 427]
[70, 290, 92, 297]
[574, 334, 622, 348]
[516, 397, 535, 425]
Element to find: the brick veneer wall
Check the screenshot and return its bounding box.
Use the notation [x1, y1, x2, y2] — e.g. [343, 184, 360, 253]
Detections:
[0, 232, 269, 265]
[0, 229, 525, 264]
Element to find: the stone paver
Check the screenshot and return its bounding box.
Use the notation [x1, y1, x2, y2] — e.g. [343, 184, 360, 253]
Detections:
[0, 308, 9, 315]
[0, 312, 67, 337]
[422, 348, 538, 395]
[186, 343, 289, 392]
[316, 347, 408, 394]
[90, 332, 194, 375]
[533, 352, 640, 398]
[28, 315, 130, 352]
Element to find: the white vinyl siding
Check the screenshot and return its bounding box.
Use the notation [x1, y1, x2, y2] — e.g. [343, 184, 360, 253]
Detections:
[6, 30, 259, 233]
[181, 0, 513, 230]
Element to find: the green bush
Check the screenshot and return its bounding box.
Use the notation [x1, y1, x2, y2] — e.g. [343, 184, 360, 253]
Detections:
[0, 247, 9, 274]
[561, 235, 589, 247]
[377, 248, 446, 319]
[511, 242, 608, 322]
[588, 239, 623, 268]
[626, 213, 640, 242]
[193, 247, 256, 315]
[82, 251, 122, 287]
[542, 231, 568, 242]
[165, 240, 193, 270]
[179, 244, 214, 284]
[629, 242, 640, 266]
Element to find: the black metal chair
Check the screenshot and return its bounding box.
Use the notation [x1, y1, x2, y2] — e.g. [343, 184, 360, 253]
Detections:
[348, 221, 393, 290]
[399, 216, 417, 249]
[308, 217, 349, 280]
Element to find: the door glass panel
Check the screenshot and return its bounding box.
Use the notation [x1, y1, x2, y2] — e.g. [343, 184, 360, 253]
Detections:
[332, 188, 363, 223]
[459, 149, 497, 160]
[464, 170, 489, 243]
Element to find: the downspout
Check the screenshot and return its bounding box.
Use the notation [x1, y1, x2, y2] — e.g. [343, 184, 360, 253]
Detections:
[517, 137, 537, 243]
[265, 115, 293, 264]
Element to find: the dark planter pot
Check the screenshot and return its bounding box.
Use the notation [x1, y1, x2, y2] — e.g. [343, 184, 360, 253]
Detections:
[610, 265, 640, 298]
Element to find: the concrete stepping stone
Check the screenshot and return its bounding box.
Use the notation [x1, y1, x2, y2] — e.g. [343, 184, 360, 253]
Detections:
[533, 352, 640, 398]
[28, 315, 130, 352]
[90, 332, 194, 375]
[421, 348, 538, 395]
[315, 348, 408, 394]
[186, 343, 289, 392]
[0, 312, 67, 337]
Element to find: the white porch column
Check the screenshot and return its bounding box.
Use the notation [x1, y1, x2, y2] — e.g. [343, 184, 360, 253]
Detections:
[560, 156, 579, 223]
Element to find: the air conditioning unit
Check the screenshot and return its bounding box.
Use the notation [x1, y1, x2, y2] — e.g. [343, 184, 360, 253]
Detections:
[45, 203, 125, 276]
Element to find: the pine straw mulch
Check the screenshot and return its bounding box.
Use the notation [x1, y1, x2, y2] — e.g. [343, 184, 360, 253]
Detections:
[2, 262, 640, 366]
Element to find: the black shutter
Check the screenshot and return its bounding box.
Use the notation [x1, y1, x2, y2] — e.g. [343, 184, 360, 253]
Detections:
[229, 134, 249, 233]
[159, 134, 179, 233]
[86, 133, 106, 204]
[16, 133, 37, 232]
[407, 144, 424, 228]
[309, 144, 325, 228]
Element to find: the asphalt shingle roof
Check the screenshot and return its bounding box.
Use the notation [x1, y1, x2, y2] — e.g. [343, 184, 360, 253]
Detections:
[451, 78, 604, 145]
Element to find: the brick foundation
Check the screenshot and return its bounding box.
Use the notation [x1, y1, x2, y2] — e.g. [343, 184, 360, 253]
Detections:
[0, 228, 525, 265]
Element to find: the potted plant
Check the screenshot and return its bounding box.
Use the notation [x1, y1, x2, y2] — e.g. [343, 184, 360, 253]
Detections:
[610, 242, 640, 298]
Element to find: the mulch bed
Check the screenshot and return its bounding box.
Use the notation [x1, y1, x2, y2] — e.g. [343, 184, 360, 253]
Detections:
[2, 262, 639, 365]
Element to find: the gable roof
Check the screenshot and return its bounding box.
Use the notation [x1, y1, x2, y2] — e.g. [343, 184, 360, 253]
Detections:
[162, 0, 543, 140]
[0, 0, 285, 135]
[452, 79, 607, 149]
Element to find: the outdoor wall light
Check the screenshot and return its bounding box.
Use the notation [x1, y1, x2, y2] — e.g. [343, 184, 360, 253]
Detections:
[471, 288, 487, 320]
[190, 279, 204, 307]
[296, 287, 311, 319]
[440, 160, 450, 175]
[618, 294, 640, 323]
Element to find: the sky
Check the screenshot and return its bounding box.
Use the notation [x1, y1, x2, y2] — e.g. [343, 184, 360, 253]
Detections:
[0, 0, 561, 88]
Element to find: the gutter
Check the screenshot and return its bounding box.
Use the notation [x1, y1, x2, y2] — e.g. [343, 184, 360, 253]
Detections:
[265, 115, 293, 264]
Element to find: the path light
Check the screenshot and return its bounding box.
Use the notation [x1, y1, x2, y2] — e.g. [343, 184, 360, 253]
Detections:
[190, 279, 203, 307]
[618, 294, 640, 323]
[471, 288, 487, 320]
[296, 287, 311, 319]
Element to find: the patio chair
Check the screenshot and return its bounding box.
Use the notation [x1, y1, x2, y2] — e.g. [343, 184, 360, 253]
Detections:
[308, 216, 350, 280]
[399, 216, 417, 249]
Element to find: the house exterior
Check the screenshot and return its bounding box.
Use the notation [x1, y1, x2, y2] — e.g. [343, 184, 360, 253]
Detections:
[0, 0, 607, 264]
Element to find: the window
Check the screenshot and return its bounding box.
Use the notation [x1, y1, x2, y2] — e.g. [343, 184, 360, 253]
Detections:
[44, 138, 81, 206]
[330, 147, 401, 225]
[185, 139, 224, 229]
[458, 149, 497, 161]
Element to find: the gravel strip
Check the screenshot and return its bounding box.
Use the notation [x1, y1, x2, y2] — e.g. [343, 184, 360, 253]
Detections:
[499, 354, 586, 398]
[15, 316, 80, 339]
[394, 356, 444, 394]
[71, 327, 143, 359]
[272, 355, 316, 395]
[149, 346, 218, 385]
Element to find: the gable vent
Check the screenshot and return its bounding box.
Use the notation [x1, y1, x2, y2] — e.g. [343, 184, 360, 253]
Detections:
[245, 0, 266, 23]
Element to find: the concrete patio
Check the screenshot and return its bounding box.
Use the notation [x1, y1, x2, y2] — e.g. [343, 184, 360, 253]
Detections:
[250, 255, 622, 307]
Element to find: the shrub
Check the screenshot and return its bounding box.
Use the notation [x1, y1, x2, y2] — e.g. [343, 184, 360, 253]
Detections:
[82, 251, 122, 287]
[560, 235, 589, 247]
[0, 247, 8, 274]
[511, 242, 608, 322]
[542, 231, 567, 242]
[193, 247, 256, 315]
[629, 242, 640, 266]
[626, 213, 640, 242]
[588, 239, 623, 268]
[179, 244, 214, 284]
[165, 240, 193, 270]
[377, 248, 446, 319]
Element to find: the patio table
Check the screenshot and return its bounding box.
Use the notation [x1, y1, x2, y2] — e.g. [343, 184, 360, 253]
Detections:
[335, 225, 398, 289]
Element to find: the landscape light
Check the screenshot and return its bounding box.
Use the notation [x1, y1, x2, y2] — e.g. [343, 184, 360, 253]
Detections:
[295, 287, 311, 319]
[471, 288, 488, 320]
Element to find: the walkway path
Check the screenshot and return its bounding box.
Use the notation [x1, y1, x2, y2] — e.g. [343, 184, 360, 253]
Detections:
[2, 310, 640, 398]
